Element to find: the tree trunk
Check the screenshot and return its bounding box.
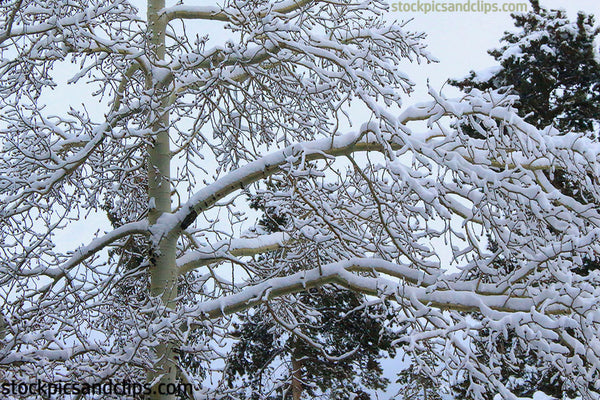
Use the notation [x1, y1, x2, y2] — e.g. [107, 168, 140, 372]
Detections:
[291, 350, 304, 400]
[146, 0, 178, 399]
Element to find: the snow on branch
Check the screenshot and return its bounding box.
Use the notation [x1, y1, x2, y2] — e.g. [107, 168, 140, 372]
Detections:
[161, 0, 314, 23]
[177, 232, 290, 274]
[186, 258, 540, 321]
[166, 89, 600, 239]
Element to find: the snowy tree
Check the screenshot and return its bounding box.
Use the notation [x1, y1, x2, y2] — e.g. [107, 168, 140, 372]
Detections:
[451, 0, 600, 135]
[449, 2, 600, 397]
[2, 1, 600, 400]
[224, 289, 396, 399]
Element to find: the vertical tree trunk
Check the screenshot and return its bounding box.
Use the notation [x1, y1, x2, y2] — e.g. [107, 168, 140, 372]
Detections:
[146, 0, 178, 399]
[291, 349, 304, 400]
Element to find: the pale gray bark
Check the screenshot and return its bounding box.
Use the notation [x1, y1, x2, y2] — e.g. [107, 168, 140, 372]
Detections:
[146, 0, 178, 398]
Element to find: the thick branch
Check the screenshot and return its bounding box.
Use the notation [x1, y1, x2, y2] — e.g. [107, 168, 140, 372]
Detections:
[161, 0, 314, 23]
[186, 258, 548, 323]
[29, 221, 149, 279]
[177, 232, 289, 274]
[165, 103, 566, 237]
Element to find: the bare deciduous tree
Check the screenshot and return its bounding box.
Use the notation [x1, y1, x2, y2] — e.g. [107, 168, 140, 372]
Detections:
[1, 1, 600, 399]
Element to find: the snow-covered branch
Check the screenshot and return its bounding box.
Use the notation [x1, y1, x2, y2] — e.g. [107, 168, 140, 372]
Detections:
[186, 258, 547, 322]
[161, 0, 314, 23]
[177, 232, 289, 274]
[167, 90, 600, 238]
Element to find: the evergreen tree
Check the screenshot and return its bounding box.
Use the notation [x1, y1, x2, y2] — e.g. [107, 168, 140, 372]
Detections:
[451, 0, 600, 135]
[222, 190, 398, 399]
[396, 351, 443, 400]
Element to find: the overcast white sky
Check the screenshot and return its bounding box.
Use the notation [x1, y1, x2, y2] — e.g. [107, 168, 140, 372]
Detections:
[385, 0, 600, 102]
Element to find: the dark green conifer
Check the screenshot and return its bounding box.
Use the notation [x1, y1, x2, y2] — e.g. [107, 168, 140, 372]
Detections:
[222, 191, 397, 399]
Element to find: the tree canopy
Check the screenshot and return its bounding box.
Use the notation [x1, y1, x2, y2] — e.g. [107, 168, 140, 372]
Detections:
[450, 2, 600, 397]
